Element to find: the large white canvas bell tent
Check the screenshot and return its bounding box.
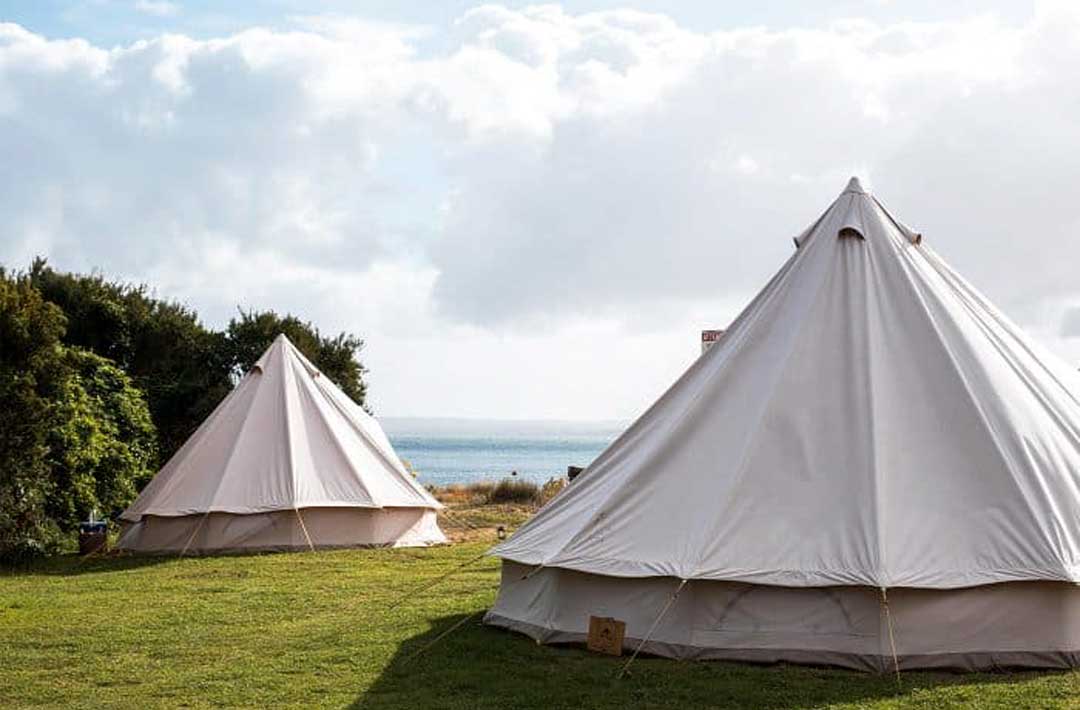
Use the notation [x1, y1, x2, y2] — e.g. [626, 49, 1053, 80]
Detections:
[118, 334, 446, 554]
[486, 178, 1080, 671]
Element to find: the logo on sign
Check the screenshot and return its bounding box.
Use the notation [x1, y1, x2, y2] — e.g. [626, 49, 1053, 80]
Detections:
[701, 329, 725, 354]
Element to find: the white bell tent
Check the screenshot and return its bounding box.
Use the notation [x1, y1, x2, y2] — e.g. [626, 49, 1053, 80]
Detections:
[486, 178, 1080, 671]
[118, 334, 445, 553]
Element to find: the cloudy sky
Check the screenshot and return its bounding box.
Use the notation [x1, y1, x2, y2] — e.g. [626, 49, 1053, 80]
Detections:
[3, 1, 1080, 420]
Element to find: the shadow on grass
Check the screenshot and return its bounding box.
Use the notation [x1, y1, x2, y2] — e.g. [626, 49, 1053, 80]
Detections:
[353, 611, 1064, 710]
[0, 552, 179, 577]
[0, 548, 305, 577]
[1, 542, 458, 578]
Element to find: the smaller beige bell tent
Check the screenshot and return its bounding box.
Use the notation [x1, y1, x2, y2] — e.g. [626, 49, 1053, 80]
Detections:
[118, 334, 445, 553]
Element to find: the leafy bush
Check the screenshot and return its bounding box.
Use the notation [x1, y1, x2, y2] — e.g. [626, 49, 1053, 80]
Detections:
[27, 259, 371, 464]
[0, 270, 157, 562]
[431, 477, 568, 507]
[44, 348, 157, 531]
[0, 272, 70, 561]
[430, 482, 496, 506]
[29, 258, 234, 462]
[486, 478, 540, 505]
[3, 260, 377, 561]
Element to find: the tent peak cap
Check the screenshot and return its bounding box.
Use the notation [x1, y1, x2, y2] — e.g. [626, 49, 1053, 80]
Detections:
[268, 333, 305, 359]
[253, 333, 296, 371]
[842, 176, 867, 194]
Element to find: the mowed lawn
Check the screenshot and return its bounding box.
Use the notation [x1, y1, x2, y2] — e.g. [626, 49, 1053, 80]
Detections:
[1, 540, 1078, 709]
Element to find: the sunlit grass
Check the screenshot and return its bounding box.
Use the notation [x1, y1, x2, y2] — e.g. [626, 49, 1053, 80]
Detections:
[1, 541, 1077, 709]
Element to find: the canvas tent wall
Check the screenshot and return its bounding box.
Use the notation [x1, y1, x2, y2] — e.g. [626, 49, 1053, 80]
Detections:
[118, 334, 445, 553]
[485, 178, 1080, 671]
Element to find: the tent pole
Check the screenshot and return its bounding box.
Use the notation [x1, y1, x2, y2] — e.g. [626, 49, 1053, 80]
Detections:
[880, 587, 901, 687]
[295, 508, 316, 552]
[617, 579, 688, 679]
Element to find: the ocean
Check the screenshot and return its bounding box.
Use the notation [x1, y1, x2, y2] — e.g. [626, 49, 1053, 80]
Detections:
[381, 418, 625, 487]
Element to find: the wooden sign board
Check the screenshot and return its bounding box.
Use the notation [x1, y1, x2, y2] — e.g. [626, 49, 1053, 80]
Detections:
[586, 616, 626, 656]
[701, 329, 726, 354]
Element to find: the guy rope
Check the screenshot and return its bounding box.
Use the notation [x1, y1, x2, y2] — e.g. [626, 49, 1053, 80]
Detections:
[879, 587, 902, 688]
[387, 550, 490, 611]
[617, 578, 688, 679]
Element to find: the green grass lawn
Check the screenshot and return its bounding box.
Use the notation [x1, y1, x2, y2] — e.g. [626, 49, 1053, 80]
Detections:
[1, 542, 1077, 709]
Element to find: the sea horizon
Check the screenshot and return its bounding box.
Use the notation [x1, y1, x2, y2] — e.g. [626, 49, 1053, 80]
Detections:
[380, 416, 627, 487]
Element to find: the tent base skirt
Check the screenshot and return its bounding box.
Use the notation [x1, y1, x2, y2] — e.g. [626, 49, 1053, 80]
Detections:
[485, 561, 1080, 672]
[117, 507, 446, 554]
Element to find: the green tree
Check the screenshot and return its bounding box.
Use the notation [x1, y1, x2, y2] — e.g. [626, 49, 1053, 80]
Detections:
[0, 271, 69, 560]
[24, 259, 370, 466]
[28, 259, 234, 460]
[44, 348, 158, 530]
[0, 270, 158, 562]
[227, 309, 368, 407]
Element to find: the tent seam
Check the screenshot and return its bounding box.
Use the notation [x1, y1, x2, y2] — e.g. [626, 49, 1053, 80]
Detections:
[885, 221, 1063, 571]
[294, 369, 381, 508]
[313, 376, 441, 508]
[859, 197, 888, 588]
[503, 248, 807, 564]
[205, 373, 265, 512]
[684, 227, 845, 578]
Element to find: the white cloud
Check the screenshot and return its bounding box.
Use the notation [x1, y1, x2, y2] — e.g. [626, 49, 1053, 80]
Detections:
[134, 1, 180, 18]
[3, 3, 1080, 419]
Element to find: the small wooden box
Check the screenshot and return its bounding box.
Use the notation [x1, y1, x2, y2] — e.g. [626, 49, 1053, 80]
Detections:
[586, 616, 625, 656]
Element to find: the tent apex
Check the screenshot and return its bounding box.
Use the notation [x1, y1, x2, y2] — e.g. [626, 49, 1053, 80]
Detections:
[843, 176, 867, 194]
[252, 333, 296, 374]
